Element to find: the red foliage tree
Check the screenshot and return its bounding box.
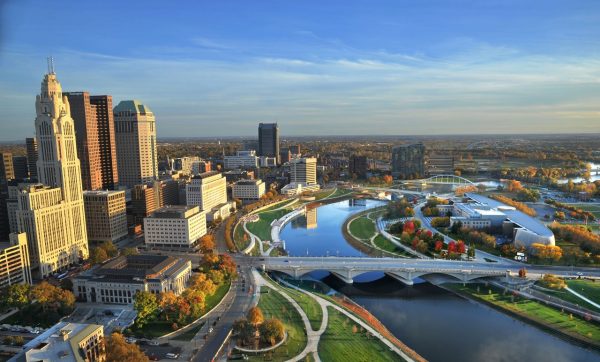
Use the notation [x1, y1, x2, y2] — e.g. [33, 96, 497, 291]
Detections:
[434, 240, 443, 252]
[457, 240, 466, 254]
[447, 241, 457, 253]
[403, 221, 415, 234]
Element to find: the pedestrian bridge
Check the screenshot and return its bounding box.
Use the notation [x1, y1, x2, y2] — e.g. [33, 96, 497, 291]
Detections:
[262, 257, 508, 285]
[417, 175, 475, 185]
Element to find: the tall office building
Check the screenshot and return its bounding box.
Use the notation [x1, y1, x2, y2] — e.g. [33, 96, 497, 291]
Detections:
[84, 190, 127, 244]
[114, 100, 158, 188]
[290, 157, 317, 185]
[258, 123, 280, 164]
[0, 153, 15, 185]
[26, 137, 38, 181]
[91, 95, 119, 189]
[16, 70, 89, 278]
[64, 92, 102, 191]
[65, 93, 119, 190]
[391, 143, 426, 179]
[349, 155, 368, 179]
[12, 156, 29, 180]
[0, 233, 32, 287]
[186, 171, 230, 220]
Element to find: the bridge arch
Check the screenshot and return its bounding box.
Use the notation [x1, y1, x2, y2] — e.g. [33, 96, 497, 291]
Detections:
[421, 175, 475, 185]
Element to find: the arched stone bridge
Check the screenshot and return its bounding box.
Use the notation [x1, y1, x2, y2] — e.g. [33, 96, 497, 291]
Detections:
[262, 257, 508, 285]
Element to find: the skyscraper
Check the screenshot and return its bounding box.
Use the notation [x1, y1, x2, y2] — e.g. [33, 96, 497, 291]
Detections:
[12, 156, 29, 180]
[64, 92, 102, 190]
[25, 138, 38, 181]
[391, 143, 426, 179]
[349, 155, 368, 179]
[16, 69, 89, 278]
[90, 95, 118, 189]
[290, 157, 317, 184]
[114, 100, 158, 188]
[0, 154, 15, 185]
[258, 123, 280, 164]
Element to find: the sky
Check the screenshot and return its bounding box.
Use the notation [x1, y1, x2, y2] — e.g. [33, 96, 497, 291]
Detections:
[0, 0, 599, 140]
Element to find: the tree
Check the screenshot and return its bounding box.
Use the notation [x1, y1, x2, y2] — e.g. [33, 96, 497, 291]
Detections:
[233, 319, 255, 347]
[4, 284, 30, 308]
[31, 282, 75, 313]
[100, 241, 118, 257]
[202, 253, 219, 268]
[121, 247, 138, 256]
[259, 318, 285, 346]
[199, 235, 216, 253]
[208, 269, 225, 285]
[447, 241, 457, 254]
[456, 240, 466, 254]
[382, 175, 393, 185]
[219, 253, 237, 279]
[105, 332, 149, 362]
[133, 291, 158, 328]
[247, 306, 264, 327]
[189, 273, 216, 295]
[182, 289, 206, 318]
[90, 247, 109, 265]
[158, 291, 178, 319]
[467, 244, 476, 259]
[434, 240, 443, 252]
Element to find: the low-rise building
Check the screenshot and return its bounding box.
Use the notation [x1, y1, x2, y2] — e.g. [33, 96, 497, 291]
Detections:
[83, 190, 127, 244]
[232, 179, 265, 201]
[144, 205, 206, 250]
[12, 322, 105, 362]
[73, 255, 192, 304]
[186, 171, 233, 220]
[224, 150, 259, 170]
[0, 233, 32, 288]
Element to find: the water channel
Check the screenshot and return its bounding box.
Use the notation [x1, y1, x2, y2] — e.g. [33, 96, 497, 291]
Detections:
[279, 199, 599, 362]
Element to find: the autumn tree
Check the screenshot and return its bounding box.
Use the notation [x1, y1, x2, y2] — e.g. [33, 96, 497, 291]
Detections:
[259, 318, 285, 346]
[199, 234, 216, 253]
[105, 332, 149, 362]
[3, 284, 30, 309]
[133, 291, 158, 328]
[90, 247, 109, 265]
[247, 306, 264, 327]
[158, 291, 178, 320]
[121, 247, 138, 256]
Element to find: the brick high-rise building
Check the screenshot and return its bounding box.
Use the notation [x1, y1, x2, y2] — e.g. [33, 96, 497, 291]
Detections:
[391, 143, 425, 179]
[114, 100, 158, 188]
[90, 95, 118, 189]
[349, 155, 368, 179]
[12, 156, 29, 180]
[25, 138, 38, 181]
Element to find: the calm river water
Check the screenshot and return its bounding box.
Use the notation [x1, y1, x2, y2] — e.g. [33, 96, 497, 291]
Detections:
[279, 199, 599, 362]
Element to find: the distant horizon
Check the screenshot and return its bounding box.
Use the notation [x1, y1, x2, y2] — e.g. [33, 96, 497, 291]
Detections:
[1, 1, 599, 140]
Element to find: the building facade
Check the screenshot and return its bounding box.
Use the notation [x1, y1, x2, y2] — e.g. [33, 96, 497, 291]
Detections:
[0, 233, 32, 288]
[144, 205, 206, 250]
[15, 322, 105, 362]
[83, 190, 127, 244]
[18, 71, 89, 278]
[12, 156, 29, 180]
[224, 150, 259, 170]
[114, 100, 158, 188]
[73, 255, 192, 304]
[290, 157, 317, 185]
[391, 143, 425, 179]
[258, 123, 280, 163]
[25, 137, 38, 181]
[232, 179, 265, 201]
[90, 95, 119, 190]
[186, 172, 228, 212]
[348, 155, 368, 179]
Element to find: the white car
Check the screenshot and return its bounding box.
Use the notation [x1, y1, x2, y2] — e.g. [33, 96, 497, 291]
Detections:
[166, 353, 179, 359]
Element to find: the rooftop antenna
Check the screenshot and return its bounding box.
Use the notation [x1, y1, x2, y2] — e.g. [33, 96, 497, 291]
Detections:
[47, 56, 55, 74]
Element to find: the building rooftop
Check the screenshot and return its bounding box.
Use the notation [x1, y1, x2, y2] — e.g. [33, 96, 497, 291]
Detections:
[465, 193, 554, 237]
[113, 100, 152, 115]
[148, 205, 200, 219]
[83, 190, 125, 196]
[15, 322, 102, 362]
[235, 179, 263, 186]
[191, 171, 221, 180]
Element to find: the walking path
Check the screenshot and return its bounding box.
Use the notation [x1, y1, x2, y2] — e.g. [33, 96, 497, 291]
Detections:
[251, 270, 415, 362]
[565, 287, 600, 310]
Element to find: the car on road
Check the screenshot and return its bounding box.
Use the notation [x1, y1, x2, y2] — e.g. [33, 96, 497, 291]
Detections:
[166, 353, 180, 359]
[576, 272, 584, 277]
[148, 340, 159, 346]
[208, 327, 213, 333]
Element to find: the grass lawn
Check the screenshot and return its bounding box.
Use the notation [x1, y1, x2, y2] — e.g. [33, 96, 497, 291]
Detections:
[279, 285, 323, 330]
[233, 223, 251, 251]
[171, 322, 205, 341]
[567, 280, 600, 305]
[373, 234, 412, 257]
[313, 189, 337, 200]
[448, 283, 600, 345]
[247, 209, 289, 241]
[566, 204, 600, 218]
[244, 287, 307, 362]
[538, 285, 600, 313]
[205, 281, 231, 312]
[348, 217, 376, 240]
[318, 307, 405, 362]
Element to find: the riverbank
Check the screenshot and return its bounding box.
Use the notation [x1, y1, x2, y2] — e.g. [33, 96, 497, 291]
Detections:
[444, 282, 600, 351]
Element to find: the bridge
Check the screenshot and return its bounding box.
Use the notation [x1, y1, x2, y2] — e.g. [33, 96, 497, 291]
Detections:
[416, 174, 475, 185]
[261, 257, 600, 285]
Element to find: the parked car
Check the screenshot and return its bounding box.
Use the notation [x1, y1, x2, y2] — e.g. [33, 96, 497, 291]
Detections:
[166, 353, 180, 359]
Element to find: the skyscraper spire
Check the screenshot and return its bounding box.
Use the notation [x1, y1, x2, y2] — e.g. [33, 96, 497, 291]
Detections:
[47, 56, 55, 75]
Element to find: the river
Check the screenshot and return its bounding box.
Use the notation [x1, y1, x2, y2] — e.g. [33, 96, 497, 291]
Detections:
[279, 199, 599, 362]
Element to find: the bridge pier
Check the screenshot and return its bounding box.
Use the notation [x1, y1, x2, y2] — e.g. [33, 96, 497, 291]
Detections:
[330, 271, 354, 284]
[385, 272, 414, 286]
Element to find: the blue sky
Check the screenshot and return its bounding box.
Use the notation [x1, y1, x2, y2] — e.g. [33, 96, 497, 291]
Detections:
[0, 0, 599, 140]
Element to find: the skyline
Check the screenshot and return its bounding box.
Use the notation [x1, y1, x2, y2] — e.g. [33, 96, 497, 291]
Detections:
[0, 1, 599, 140]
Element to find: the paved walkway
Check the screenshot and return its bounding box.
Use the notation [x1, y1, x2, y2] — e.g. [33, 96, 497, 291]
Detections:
[565, 287, 600, 309]
[251, 270, 414, 362]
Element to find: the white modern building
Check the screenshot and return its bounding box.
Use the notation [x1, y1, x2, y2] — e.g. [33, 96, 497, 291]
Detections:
[232, 179, 265, 201]
[186, 171, 233, 220]
[259, 156, 277, 168]
[224, 150, 259, 170]
[290, 157, 317, 184]
[144, 205, 206, 250]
